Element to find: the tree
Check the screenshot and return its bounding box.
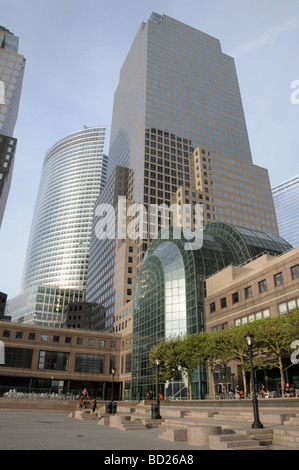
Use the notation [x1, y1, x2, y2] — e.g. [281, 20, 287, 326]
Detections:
[149, 337, 182, 384]
[149, 334, 203, 399]
[252, 311, 299, 394]
[176, 334, 203, 399]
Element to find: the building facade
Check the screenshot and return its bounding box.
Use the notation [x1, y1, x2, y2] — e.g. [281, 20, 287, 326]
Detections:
[0, 292, 7, 319]
[86, 13, 278, 336]
[7, 127, 108, 326]
[0, 26, 25, 227]
[0, 320, 123, 399]
[272, 175, 299, 248]
[205, 246, 299, 394]
[63, 301, 106, 331]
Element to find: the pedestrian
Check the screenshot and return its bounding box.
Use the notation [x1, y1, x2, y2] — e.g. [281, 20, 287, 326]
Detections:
[90, 397, 97, 419]
[82, 388, 88, 399]
[147, 390, 154, 400]
[235, 384, 241, 399]
[77, 395, 84, 410]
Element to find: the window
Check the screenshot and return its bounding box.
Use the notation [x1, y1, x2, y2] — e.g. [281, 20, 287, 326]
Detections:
[245, 286, 252, 299]
[232, 292, 239, 304]
[220, 297, 227, 309]
[278, 298, 299, 315]
[99, 340, 105, 347]
[274, 272, 283, 287]
[291, 264, 299, 280]
[15, 331, 23, 339]
[53, 335, 60, 343]
[258, 279, 267, 293]
[88, 339, 94, 346]
[210, 302, 216, 313]
[65, 337, 71, 344]
[28, 333, 35, 340]
[38, 351, 69, 371]
[235, 308, 270, 326]
[3, 330, 10, 338]
[75, 353, 104, 373]
[278, 302, 287, 315]
[77, 338, 83, 345]
[125, 354, 132, 373]
[41, 334, 48, 342]
[5, 347, 33, 368]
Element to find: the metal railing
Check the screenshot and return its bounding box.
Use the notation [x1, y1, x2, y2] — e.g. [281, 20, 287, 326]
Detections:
[1, 388, 80, 400]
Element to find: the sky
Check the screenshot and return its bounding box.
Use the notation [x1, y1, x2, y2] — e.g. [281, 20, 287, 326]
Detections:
[0, 0, 298, 300]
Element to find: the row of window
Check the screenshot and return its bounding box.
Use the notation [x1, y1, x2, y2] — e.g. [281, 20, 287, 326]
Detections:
[209, 264, 299, 313]
[1, 347, 119, 373]
[1, 330, 117, 348]
[211, 296, 299, 332]
[2, 347, 133, 375]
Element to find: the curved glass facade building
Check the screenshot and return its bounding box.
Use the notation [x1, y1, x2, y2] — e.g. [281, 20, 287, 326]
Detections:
[131, 222, 292, 400]
[7, 126, 107, 325]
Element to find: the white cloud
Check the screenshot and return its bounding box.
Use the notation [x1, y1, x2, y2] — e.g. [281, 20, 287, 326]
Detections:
[230, 17, 299, 57]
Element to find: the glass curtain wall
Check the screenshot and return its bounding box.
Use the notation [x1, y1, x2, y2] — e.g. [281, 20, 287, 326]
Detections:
[131, 222, 292, 399]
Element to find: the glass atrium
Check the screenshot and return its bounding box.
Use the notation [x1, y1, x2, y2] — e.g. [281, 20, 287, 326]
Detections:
[131, 222, 292, 400]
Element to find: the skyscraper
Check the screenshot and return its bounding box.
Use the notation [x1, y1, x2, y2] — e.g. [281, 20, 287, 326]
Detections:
[0, 26, 25, 227]
[272, 175, 299, 247]
[86, 13, 278, 333]
[7, 126, 108, 325]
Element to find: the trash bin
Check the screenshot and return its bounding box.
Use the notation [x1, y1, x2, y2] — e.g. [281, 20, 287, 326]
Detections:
[151, 402, 161, 419]
[105, 402, 112, 414]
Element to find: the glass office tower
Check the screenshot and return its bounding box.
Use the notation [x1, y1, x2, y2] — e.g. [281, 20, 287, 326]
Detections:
[86, 13, 278, 332]
[272, 175, 299, 248]
[0, 26, 25, 227]
[108, 12, 252, 180]
[7, 126, 108, 325]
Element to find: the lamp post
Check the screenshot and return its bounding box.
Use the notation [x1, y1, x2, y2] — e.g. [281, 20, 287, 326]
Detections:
[152, 358, 162, 419]
[245, 333, 263, 429]
[111, 368, 116, 414]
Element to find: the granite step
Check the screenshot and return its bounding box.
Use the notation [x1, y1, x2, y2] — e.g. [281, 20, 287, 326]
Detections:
[119, 421, 148, 430]
[272, 428, 299, 449]
[284, 415, 299, 426]
[209, 433, 269, 450]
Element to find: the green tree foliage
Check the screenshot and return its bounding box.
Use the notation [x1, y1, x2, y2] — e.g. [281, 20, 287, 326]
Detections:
[149, 310, 299, 398]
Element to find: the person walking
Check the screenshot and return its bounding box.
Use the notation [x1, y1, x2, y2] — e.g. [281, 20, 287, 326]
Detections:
[90, 397, 97, 419]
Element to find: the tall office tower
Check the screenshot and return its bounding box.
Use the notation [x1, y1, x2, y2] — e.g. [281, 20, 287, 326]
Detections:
[272, 175, 299, 247]
[7, 126, 108, 326]
[86, 13, 278, 332]
[0, 26, 25, 227]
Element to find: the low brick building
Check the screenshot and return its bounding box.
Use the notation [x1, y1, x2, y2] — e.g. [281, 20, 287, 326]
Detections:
[205, 247, 299, 394]
[0, 321, 125, 399]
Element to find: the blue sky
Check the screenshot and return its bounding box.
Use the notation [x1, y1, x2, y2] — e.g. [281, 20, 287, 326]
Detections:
[0, 0, 298, 299]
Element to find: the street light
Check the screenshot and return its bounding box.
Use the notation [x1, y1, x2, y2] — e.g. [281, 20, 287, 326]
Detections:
[152, 358, 162, 419]
[245, 333, 263, 429]
[106, 367, 117, 414]
[111, 368, 117, 414]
